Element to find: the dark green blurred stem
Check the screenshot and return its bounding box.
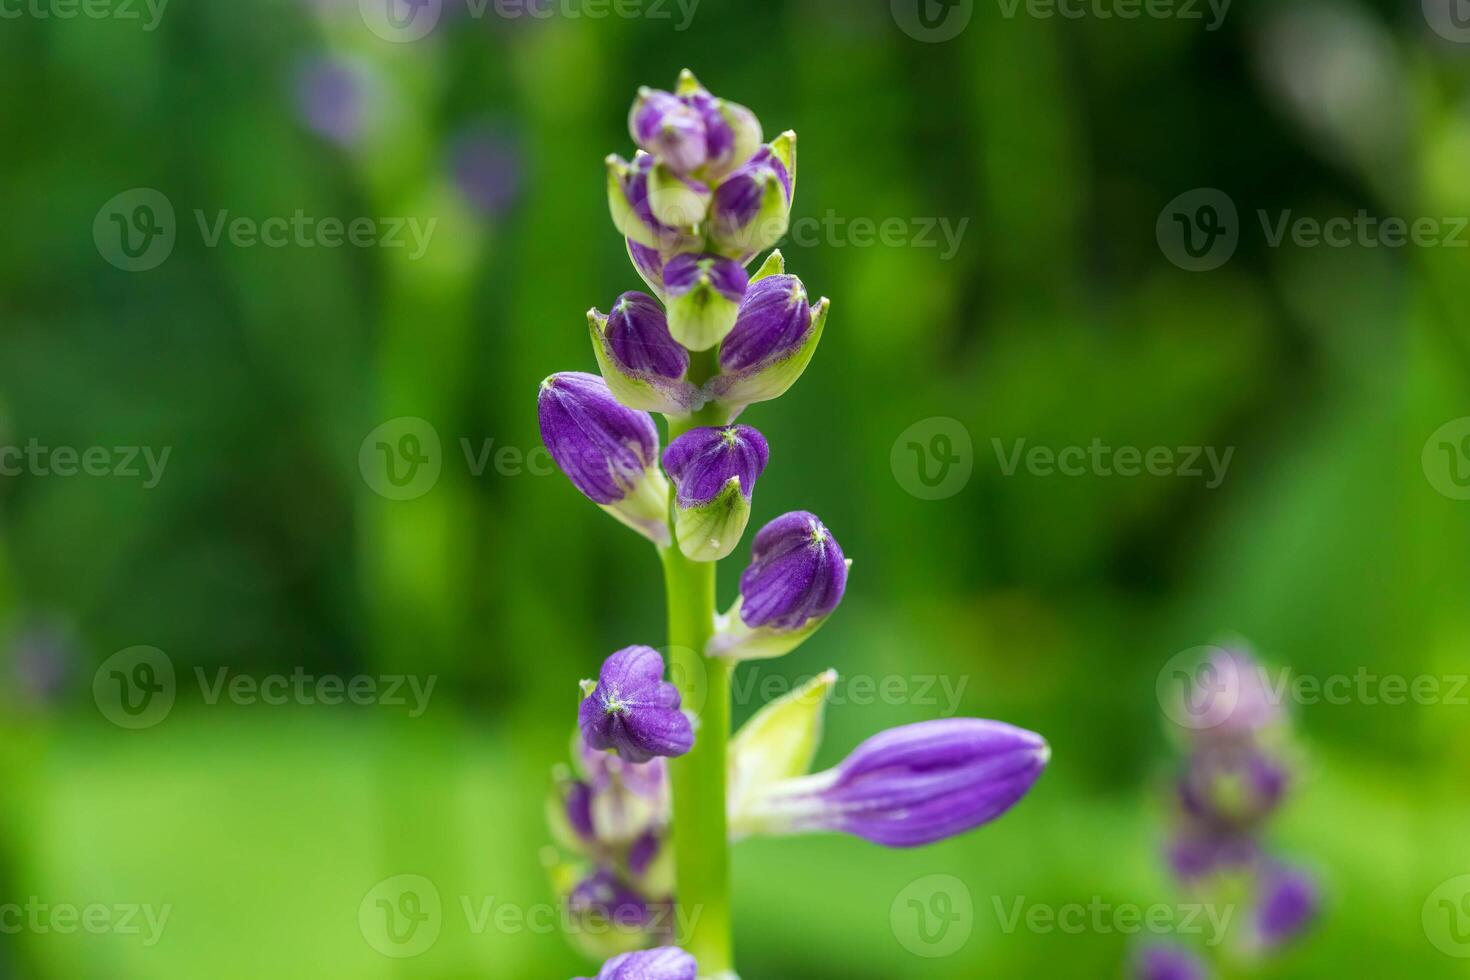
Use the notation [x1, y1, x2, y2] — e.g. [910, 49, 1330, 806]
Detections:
[661, 352, 735, 974]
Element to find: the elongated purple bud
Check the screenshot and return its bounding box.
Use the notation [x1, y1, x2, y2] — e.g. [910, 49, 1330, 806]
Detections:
[1254, 866, 1318, 948]
[577, 946, 697, 980]
[663, 425, 769, 561]
[588, 295, 700, 415]
[537, 373, 670, 545]
[663, 253, 748, 352]
[707, 256, 828, 411]
[739, 511, 847, 630]
[737, 719, 1049, 848]
[578, 646, 694, 764]
[708, 135, 795, 257]
[1133, 945, 1209, 980]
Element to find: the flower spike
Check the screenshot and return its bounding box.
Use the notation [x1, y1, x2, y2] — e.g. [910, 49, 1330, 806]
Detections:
[663, 425, 770, 562]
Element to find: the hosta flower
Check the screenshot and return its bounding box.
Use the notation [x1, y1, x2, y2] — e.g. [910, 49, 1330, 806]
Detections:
[708, 511, 848, 661]
[628, 70, 762, 181]
[579, 646, 694, 764]
[663, 253, 749, 352]
[577, 946, 697, 980]
[588, 293, 700, 415]
[708, 135, 795, 258]
[733, 719, 1049, 848]
[1254, 866, 1318, 948]
[607, 153, 701, 252]
[706, 254, 828, 412]
[663, 425, 769, 562]
[1172, 646, 1281, 738]
[1133, 945, 1209, 980]
[538, 373, 670, 546]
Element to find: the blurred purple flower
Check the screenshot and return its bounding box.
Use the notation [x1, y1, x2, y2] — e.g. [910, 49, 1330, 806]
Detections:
[448, 126, 522, 218]
[293, 56, 376, 147]
[576, 945, 697, 980]
[1133, 945, 1209, 980]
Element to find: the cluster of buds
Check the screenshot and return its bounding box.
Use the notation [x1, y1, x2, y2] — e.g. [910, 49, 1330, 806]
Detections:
[540, 72, 1049, 977]
[1136, 647, 1319, 979]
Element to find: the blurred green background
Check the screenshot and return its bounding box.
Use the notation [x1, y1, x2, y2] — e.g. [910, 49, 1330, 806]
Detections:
[3, 0, 1470, 976]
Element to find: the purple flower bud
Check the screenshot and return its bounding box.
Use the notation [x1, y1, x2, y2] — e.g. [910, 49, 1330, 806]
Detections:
[707, 259, 829, 411]
[1166, 832, 1259, 882]
[739, 719, 1049, 848]
[1255, 866, 1318, 947]
[630, 89, 709, 175]
[628, 71, 762, 181]
[627, 829, 661, 878]
[578, 646, 694, 764]
[663, 253, 749, 351]
[577, 946, 698, 980]
[1133, 945, 1209, 980]
[708, 135, 795, 257]
[663, 425, 769, 561]
[1175, 647, 1282, 739]
[1179, 747, 1288, 829]
[565, 780, 597, 842]
[607, 153, 701, 252]
[567, 869, 653, 930]
[537, 373, 670, 545]
[739, 512, 847, 631]
[588, 294, 701, 416]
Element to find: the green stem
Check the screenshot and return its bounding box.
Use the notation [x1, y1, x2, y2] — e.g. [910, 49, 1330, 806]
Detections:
[661, 355, 735, 975]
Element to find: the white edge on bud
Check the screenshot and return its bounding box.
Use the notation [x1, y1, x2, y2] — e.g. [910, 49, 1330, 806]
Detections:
[606, 154, 660, 250]
[770, 130, 796, 189]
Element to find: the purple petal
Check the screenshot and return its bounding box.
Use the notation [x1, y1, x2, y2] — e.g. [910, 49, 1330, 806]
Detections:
[663, 425, 769, 507]
[1133, 945, 1209, 980]
[565, 781, 596, 841]
[663, 253, 749, 304]
[604, 292, 688, 381]
[819, 719, 1049, 848]
[583, 946, 698, 980]
[709, 147, 791, 231]
[628, 240, 666, 293]
[537, 373, 660, 505]
[630, 89, 708, 175]
[568, 869, 652, 930]
[578, 646, 693, 763]
[1178, 746, 1288, 828]
[627, 830, 661, 878]
[1256, 866, 1318, 947]
[738, 512, 848, 631]
[718, 274, 812, 373]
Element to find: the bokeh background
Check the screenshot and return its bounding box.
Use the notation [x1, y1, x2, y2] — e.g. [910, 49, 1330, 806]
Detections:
[3, 0, 1470, 976]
